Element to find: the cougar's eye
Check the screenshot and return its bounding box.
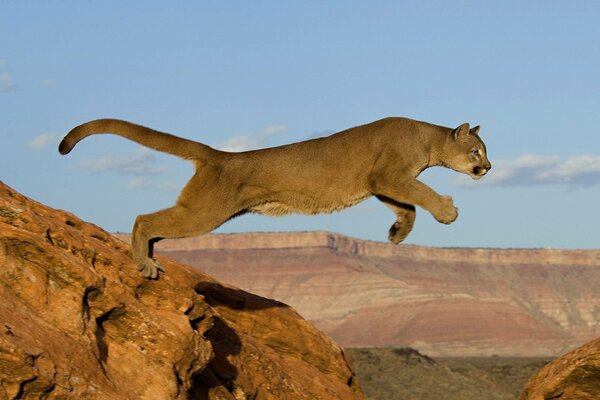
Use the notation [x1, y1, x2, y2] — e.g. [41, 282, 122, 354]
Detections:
[471, 149, 479, 156]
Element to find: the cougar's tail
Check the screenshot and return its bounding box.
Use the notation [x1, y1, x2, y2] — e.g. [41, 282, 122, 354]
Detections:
[59, 119, 219, 160]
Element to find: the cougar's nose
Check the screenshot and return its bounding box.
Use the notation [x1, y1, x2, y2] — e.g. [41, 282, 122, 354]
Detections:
[485, 162, 492, 171]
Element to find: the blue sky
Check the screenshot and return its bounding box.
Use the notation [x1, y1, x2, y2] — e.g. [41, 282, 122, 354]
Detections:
[1, 1, 599, 249]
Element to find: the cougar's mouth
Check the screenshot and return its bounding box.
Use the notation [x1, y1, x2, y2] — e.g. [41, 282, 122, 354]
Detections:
[471, 165, 490, 179]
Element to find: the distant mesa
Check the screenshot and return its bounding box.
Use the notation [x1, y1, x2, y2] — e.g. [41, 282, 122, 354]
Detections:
[118, 228, 600, 358]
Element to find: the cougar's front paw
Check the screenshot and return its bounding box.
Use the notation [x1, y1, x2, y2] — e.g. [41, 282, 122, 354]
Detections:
[138, 258, 165, 279]
[434, 196, 458, 224]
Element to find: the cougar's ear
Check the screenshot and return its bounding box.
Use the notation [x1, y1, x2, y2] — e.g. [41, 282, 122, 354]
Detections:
[451, 123, 470, 140]
[470, 125, 480, 135]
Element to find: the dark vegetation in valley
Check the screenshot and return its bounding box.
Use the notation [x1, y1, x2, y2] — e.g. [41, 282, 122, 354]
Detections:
[346, 347, 551, 400]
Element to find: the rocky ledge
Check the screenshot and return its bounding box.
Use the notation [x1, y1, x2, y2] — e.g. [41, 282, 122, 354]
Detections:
[0, 181, 362, 399]
[520, 336, 600, 400]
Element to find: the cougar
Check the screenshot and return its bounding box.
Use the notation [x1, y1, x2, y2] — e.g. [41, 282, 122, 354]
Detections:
[60, 117, 491, 278]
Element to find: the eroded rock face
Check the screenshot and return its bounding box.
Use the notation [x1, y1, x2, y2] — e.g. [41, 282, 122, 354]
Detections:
[520, 336, 600, 400]
[0, 181, 362, 399]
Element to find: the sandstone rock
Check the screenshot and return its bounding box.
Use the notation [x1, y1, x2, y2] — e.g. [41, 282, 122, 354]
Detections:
[520, 336, 600, 400]
[0, 181, 362, 399]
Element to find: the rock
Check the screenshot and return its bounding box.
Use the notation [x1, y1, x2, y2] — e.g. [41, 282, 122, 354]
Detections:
[0, 181, 362, 399]
[520, 336, 600, 400]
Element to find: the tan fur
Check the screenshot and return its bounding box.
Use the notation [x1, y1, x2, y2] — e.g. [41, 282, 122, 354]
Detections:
[60, 117, 491, 278]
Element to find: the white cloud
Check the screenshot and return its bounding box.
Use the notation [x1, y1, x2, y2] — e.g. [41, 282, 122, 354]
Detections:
[219, 136, 260, 153]
[457, 154, 600, 188]
[307, 129, 335, 140]
[79, 148, 183, 192]
[218, 125, 287, 152]
[30, 133, 60, 150]
[261, 125, 287, 136]
[0, 72, 15, 93]
[80, 148, 167, 176]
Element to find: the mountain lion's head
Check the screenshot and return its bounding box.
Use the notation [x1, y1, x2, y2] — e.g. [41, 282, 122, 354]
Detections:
[443, 123, 491, 180]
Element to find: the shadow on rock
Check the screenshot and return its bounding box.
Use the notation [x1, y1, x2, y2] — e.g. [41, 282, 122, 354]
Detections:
[189, 282, 287, 398]
[195, 281, 288, 310]
[189, 316, 242, 399]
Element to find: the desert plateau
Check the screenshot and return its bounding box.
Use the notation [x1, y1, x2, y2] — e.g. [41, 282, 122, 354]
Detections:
[121, 230, 600, 358]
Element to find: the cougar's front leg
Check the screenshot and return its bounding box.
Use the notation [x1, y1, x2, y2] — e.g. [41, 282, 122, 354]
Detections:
[369, 177, 458, 225]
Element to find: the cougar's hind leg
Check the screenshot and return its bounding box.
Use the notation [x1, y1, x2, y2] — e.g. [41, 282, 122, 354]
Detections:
[131, 174, 237, 278]
[376, 195, 416, 244]
[131, 203, 236, 278]
[131, 207, 179, 279]
[132, 163, 244, 278]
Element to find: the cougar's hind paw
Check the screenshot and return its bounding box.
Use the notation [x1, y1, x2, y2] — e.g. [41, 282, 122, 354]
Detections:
[138, 259, 163, 279]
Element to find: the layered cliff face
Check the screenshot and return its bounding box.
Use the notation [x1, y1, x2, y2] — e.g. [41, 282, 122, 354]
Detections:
[0, 182, 362, 399]
[131, 232, 600, 357]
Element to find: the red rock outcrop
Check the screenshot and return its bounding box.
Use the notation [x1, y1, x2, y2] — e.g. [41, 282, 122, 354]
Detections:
[520, 336, 600, 400]
[121, 232, 600, 357]
[0, 181, 363, 399]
